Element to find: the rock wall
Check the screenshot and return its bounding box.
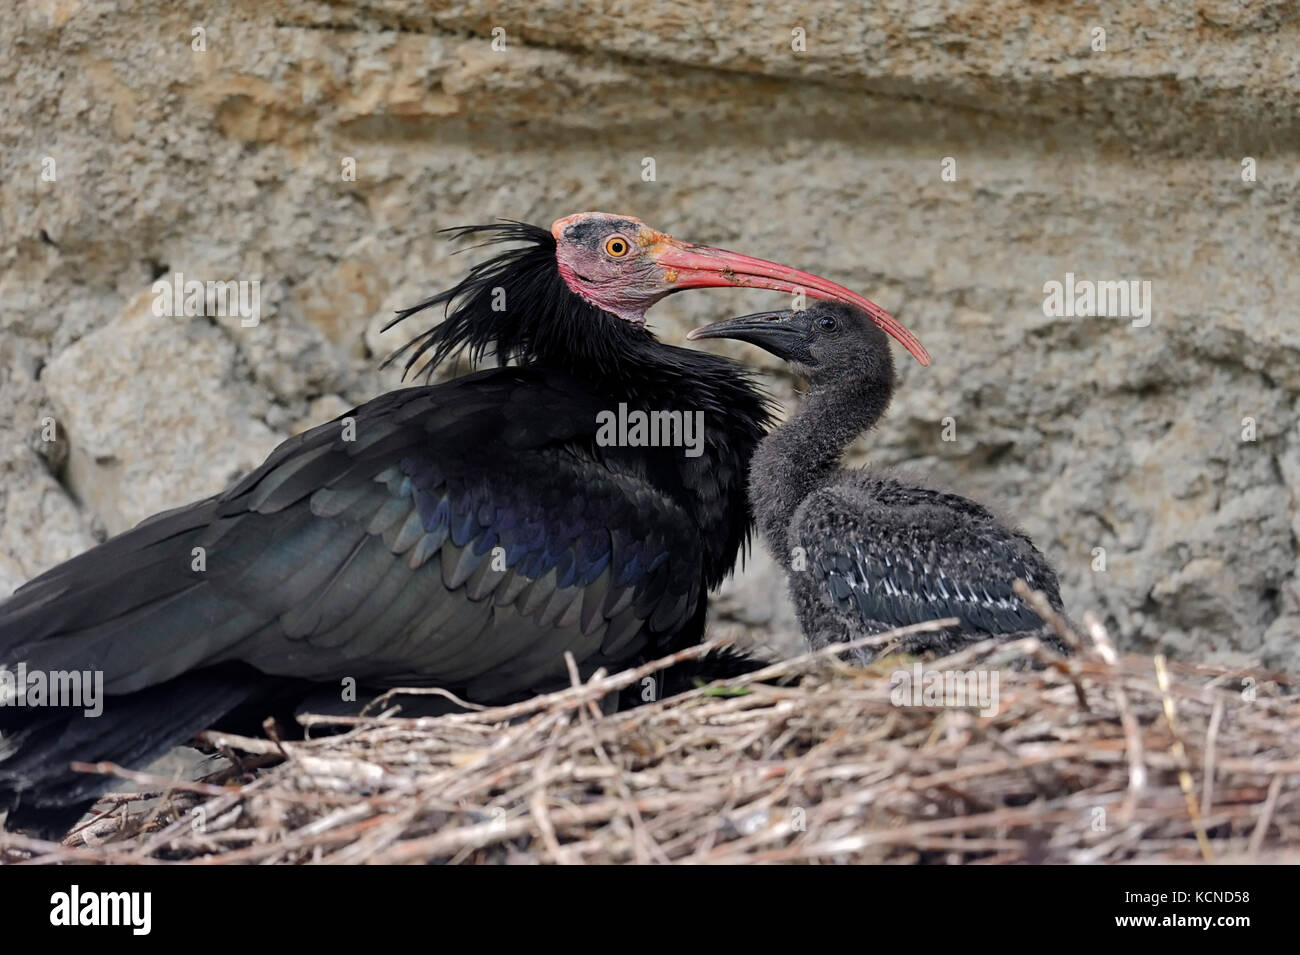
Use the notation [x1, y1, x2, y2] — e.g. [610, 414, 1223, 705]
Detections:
[2, 1, 1297, 668]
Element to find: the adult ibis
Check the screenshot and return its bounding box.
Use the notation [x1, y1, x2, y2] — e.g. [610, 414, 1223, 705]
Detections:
[688, 301, 1066, 661]
[0, 213, 925, 836]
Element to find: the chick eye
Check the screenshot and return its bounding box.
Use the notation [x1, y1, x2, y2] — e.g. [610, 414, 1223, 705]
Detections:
[817, 315, 838, 331]
[604, 236, 630, 257]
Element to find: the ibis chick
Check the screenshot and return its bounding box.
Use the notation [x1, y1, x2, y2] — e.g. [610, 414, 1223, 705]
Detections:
[689, 302, 1067, 661]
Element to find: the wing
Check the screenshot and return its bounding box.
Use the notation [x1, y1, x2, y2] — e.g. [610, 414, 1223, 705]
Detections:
[0, 368, 703, 705]
[798, 485, 1060, 635]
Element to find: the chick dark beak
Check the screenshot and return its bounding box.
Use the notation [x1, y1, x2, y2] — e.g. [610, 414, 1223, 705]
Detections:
[686, 310, 808, 363]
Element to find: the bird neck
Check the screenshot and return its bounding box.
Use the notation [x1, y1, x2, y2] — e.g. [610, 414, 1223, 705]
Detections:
[751, 368, 893, 562]
[588, 339, 775, 589]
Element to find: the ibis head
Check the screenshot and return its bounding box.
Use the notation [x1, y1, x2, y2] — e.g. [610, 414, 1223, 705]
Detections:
[688, 300, 899, 386]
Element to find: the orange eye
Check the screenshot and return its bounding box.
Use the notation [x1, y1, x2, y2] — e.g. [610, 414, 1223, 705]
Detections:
[604, 236, 629, 257]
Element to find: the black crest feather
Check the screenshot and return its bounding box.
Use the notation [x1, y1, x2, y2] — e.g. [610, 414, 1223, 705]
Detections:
[383, 220, 652, 381]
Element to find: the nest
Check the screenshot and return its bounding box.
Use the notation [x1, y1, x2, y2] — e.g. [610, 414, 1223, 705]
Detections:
[2, 600, 1298, 865]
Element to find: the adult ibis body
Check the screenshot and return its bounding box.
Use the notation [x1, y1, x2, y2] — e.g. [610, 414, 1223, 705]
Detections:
[689, 301, 1065, 660]
[0, 214, 927, 835]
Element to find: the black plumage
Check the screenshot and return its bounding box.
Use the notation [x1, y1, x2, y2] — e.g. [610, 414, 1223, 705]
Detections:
[689, 301, 1068, 661]
[2, 213, 803, 835]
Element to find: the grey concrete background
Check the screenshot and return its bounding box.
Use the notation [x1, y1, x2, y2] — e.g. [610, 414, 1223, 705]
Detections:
[2, 2, 1297, 669]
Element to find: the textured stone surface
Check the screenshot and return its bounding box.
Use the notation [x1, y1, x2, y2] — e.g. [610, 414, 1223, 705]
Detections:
[40, 293, 283, 534]
[1, 2, 1297, 669]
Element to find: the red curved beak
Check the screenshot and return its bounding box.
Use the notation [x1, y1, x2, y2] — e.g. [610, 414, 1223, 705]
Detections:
[649, 237, 930, 366]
